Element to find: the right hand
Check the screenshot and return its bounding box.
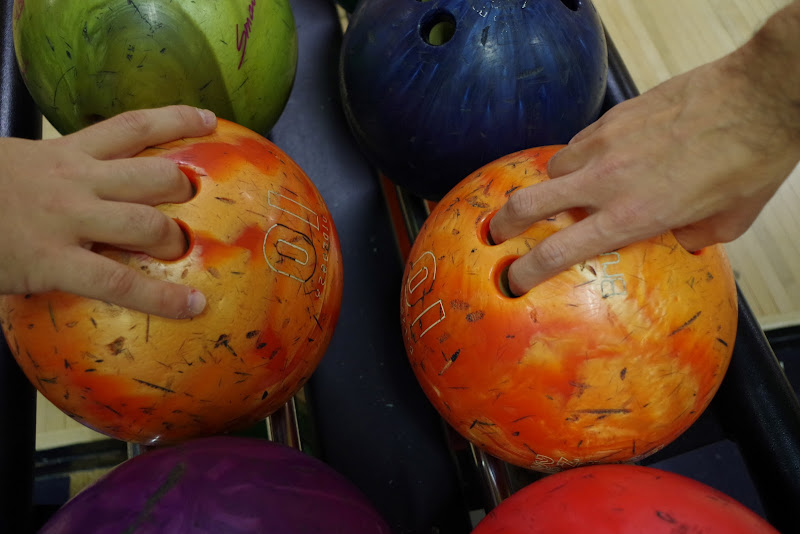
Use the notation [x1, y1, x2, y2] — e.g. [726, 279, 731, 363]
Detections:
[489, 3, 800, 295]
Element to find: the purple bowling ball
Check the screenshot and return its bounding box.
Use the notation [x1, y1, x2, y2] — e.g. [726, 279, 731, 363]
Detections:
[39, 436, 392, 533]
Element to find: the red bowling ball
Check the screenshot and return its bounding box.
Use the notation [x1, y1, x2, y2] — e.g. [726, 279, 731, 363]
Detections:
[473, 464, 779, 533]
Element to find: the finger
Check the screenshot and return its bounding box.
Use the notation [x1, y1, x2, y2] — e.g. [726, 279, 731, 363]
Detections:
[562, 100, 625, 148]
[64, 105, 217, 160]
[568, 117, 603, 145]
[546, 145, 582, 179]
[549, 101, 635, 177]
[547, 131, 603, 179]
[54, 247, 206, 319]
[89, 157, 194, 205]
[506, 215, 643, 295]
[77, 201, 188, 260]
[489, 178, 582, 243]
[671, 215, 749, 253]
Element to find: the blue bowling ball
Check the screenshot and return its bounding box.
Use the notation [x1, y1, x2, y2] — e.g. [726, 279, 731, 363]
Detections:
[340, 0, 608, 199]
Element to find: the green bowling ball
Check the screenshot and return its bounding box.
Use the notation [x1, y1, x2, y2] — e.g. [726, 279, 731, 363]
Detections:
[12, 0, 297, 135]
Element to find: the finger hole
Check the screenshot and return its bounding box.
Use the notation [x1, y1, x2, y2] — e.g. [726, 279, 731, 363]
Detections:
[495, 256, 520, 298]
[177, 164, 202, 201]
[169, 218, 194, 261]
[480, 210, 500, 246]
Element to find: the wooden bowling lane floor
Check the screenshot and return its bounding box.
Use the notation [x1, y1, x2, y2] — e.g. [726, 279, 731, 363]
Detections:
[34, 0, 800, 451]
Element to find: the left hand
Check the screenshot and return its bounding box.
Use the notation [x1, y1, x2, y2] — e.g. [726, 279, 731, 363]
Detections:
[0, 105, 217, 318]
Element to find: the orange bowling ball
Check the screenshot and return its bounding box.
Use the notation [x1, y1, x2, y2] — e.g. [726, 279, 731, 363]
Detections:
[400, 146, 737, 471]
[0, 119, 343, 445]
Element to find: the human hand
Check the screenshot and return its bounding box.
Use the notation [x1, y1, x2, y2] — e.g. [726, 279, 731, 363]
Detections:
[490, 39, 800, 296]
[0, 105, 217, 318]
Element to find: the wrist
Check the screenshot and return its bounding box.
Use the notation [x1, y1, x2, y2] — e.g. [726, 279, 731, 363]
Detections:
[728, 1, 800, 132]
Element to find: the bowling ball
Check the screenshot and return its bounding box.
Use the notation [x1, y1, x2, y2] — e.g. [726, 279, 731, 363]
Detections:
[0, 119, 343, 445]
[340, 0, 608, 200]
[12, 0, 297, 135]
[38, 436, 393, 534]
[473, 464, 778, 533]
[400, 146, 737, 471]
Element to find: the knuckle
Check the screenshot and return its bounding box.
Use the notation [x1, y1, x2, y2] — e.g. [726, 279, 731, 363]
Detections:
[144, 154, 176, 173]
[115, 109, 154, 138]
[531, 238, 570, 273]
[504, 189, 538, 221]
[46, 155, 79, 183]
[139, 209, 174, 242]
[607, 203, 642, 230]
[154, 284, 181, 318]
[155, 282, 188, 319]
[40, 188, 72, 214]
[596, 202, 647, 242]
[592, 153, 628, 180]
[103, 266, 139, 300]
[48, 136, 83, 157]
[148, 157, 184, 189]
[123, 206, 173, 246]
[172, 104, 201, 126]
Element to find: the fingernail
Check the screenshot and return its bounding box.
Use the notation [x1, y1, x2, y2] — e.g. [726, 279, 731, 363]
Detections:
[187, 290, 207, 316]
[197, 108, 217, 128]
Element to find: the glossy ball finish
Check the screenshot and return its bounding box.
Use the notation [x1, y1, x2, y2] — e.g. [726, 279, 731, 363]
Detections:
[13, 0, 297, 135]
[0, 119, 343, 445]
[340, 0, 608, 199]
[39, 437, 392, 534]
[400, 146, 738, 471]
[473, 464, 778, 533]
